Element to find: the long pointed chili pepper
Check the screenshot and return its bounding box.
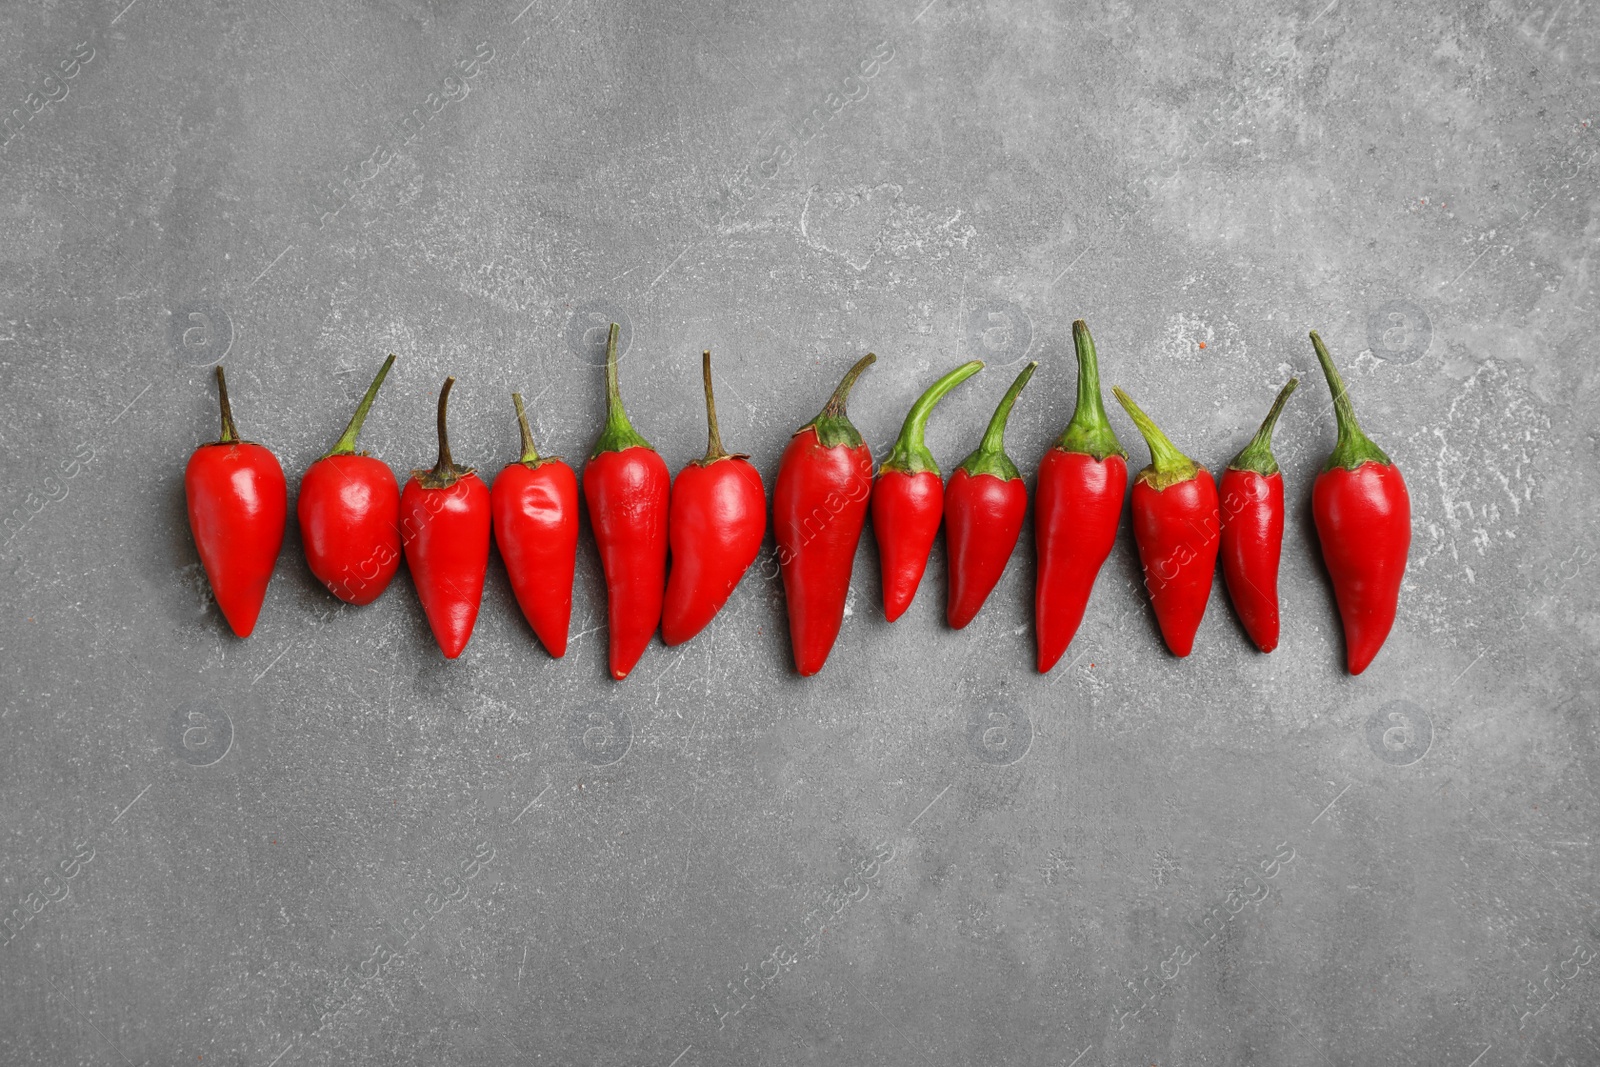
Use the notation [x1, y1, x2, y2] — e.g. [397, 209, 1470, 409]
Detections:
[1219, 378, 1298, 653]
[1113, 385, 1220, 658]
[1035, 320, 1128, 671]
[1309, 331, 1410, 674]
[584, 323, 670, 680]
[871, 359, 984, 621]
[491, 393, 579, 657]
[662, 351, 767, 647]
[185, 366, 287, 637]
[946, 361, 1037, 629]
[401, 377, 491, 659]
[774, 353, 876, 676]
[298, 354, 401, 606]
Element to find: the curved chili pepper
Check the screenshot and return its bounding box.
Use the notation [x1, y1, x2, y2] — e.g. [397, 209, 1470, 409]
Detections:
[297, 354, 400, 606]
[185, 366, 287, 637]
[774, 353, 875, 676]
[662, 351, 767, 647]
[491, 393, 578, 658]
[584, 323, 670, 680]
[400, 377, 491, 659]
[1113, 386, 1220, 658]
[1310, 331, 1410, 674]
[871, 359, 984, 621]
[946, 362, 1037, 629]
[1035, 320, 1128, 671]
[1219, 378, 1297, 653]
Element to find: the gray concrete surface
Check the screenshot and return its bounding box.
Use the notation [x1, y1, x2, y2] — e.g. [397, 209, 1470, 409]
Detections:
[1, 0, 1597, 1063]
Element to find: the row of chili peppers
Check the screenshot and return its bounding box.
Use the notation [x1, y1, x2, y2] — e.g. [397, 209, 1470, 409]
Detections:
[185, 321, 1410, 678]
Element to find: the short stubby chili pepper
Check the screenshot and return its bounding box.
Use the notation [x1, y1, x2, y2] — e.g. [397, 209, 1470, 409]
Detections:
[1310, 330, 1411, 674]
[1113, 386, 1220, 658]
[662, 351, 767, 647]
[185, 366, 287, 638]
[297, 354, 401, 606]
[400, 377, 491, 659]
[584, 323, 670, 680]
[491, 393, 579, 658]
[774, 353, 876, 676]
[1035, 320, 1128, 672]
[946, 361, 1037, 629]
[871, 359, 984, 621]
[1219, 377, 1298, 653]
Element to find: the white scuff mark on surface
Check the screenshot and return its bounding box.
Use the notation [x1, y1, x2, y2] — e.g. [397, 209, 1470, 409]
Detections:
[798, 183, 977, 271]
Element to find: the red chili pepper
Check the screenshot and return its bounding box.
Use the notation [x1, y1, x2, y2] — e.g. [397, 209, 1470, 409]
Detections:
[1035, 320, 1128, 672]
[1219, 378, 1298, 653]
[662, 351, 767, 647]
[774, 353, 876, 676]
[583, 323, 670, 680]
[1113, 386, 1220, 658]
[297, 355, 400, 606]
[871, 359, 984, 621]
[945, 361, 1037, 629]
[1310, 331, 1410, 674]
[400, 377, 491, 659]
[491, 393, 579, 658]
[185, 367, 287, 638]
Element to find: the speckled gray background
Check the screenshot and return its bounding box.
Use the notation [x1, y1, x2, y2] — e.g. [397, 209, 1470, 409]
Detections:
[2, 0, 1597, 1063]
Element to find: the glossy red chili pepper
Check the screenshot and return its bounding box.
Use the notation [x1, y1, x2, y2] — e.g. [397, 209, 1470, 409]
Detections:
[946, 362, 1036, 629]
[1219, 378, 1298, 653]
[584, 323, 670, 680]
[774, 353, 875, 676]
[1310, 331, 1411, 674]
[297, 354, 400, 606]
[491, 392, 578, 658]
[185, 366, 287, 638]
[662, 351, 767, 647]
[871, 359, 983, 621]
[400, 377, 491, 659]
[1035, 320, 1128, 672]
[1113, 386, 1220, 658]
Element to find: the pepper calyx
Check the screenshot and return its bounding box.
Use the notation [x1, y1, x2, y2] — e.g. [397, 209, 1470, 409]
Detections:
[324, 354, 396, 459]
[1310, 330, 1393, 472]
[695, 350, 750, 467]
[413, 376, 474, 489]
[1055, 320, 1126, 461]
[591, 323, 655, 458]
[1227, 377, 1298, 476]
[879, 359, 983, 476]
[799, 352, 876, 450]
[956, 361, 1036, 481]
[212, 365, 246, 446]
[510, 392, 562, 469]
[1112, 385, 1199, 491]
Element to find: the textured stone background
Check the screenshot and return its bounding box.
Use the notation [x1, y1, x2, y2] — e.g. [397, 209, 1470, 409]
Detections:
[1, 0, 1597, 1063]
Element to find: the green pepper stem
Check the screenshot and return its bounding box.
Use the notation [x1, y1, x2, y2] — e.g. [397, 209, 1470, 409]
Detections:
[1112, 386, 1198, 489]
[820, 352, 875, 420]
[697, 350, 747, 465]
[325, 354, 396, 458]
[1310, 330, 1392, 470]
[214, 365, 240, 444]
[511, 392, 541, 465]
[802, 352, 876, 449]
[980, 362, 1035, 455]
[436, 378, 455, 471]
[415, 376, 472, 488]
[1228, 377, 1298, 475]
[591, 322, 654, 457]
[1056, 320, 1125, 460]
[702, 351, 726, 462]
[880, 359, 984, 475]
[957, 361, 1036, 480]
